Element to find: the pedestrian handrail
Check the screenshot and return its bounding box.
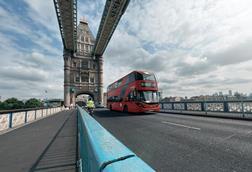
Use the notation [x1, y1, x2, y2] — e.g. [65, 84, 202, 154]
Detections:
[77, 106, 155, 172]
[0, 106, 65, 132]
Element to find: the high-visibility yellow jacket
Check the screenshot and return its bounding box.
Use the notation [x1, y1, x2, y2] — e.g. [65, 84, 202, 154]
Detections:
[86, 100, 95, 108]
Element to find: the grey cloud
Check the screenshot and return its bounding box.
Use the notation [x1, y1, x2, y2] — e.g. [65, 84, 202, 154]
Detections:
[175, 62, 216, 77]
[207, 40, 252, 66]
[188, 77, 252, 87]
[131, 53, 169, 71]
[0, 67, 48, 82]
[159, 78, 178, 84]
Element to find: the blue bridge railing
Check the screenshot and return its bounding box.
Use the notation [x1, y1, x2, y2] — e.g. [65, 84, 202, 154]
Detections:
[77, 106, 155, 172]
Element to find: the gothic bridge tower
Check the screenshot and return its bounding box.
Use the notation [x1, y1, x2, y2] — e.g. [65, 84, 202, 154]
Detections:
[64, 19, 103, 106]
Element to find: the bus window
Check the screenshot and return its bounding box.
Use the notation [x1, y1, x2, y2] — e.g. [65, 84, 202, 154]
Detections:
[128, 91, 137, 101]
[136, 72, 156, 81]
[126, 72, 136, 84]
[128, 92, 133, 101]
[138, 91, 159, 103]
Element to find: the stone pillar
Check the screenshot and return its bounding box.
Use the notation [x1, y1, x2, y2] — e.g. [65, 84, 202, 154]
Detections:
[71, 93, 76, 106]
[97, 56, 103, 105]
[64, 51, 72, 107]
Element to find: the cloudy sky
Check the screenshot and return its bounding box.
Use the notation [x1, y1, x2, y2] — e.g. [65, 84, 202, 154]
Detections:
[0, 0, 252, 100]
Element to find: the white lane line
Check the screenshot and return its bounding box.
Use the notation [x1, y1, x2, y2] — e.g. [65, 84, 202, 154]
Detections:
[161, 121, 201, 131]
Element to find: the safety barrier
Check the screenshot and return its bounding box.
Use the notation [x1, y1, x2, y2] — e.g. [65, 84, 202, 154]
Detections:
[160, 100, 252, 119]
[77, 106, 155, 172]
[0, 107, 65, 132]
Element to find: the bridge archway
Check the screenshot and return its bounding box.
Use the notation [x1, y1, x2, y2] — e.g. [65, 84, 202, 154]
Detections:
[74, 91, 97, 107]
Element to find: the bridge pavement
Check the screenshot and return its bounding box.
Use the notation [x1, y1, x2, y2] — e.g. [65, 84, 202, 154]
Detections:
[94, 109, 252, 172]
[0, 109, 77, 172]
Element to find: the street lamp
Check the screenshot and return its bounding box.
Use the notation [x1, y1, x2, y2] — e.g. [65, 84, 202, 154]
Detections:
[45, 90, 48, 107]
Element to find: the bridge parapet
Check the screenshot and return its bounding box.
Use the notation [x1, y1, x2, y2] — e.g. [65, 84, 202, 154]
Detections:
[77, 106, 154, 172]
[0, 107, 65, 133]
[160, 100, 252, 119]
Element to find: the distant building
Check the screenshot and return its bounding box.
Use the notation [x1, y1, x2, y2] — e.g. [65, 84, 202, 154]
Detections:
[161, 96, 184, 102]
[228, 90, 232, 96]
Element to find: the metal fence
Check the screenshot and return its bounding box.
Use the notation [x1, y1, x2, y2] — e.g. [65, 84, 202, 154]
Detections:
[0, 107, 64, 132]
[160, 100, 252, 119]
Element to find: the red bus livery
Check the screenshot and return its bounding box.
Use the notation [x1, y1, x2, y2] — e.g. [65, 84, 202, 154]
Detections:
[107, 71, 160, 113]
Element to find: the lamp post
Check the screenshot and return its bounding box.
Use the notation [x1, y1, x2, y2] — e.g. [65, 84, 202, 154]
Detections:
[45, 90, 48, 108]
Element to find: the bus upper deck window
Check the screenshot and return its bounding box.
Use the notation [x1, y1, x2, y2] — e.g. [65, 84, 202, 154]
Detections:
[136, 72, 156, 81]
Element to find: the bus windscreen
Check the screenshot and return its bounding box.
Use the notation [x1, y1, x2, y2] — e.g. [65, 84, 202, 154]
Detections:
[137, 91, 159, 103]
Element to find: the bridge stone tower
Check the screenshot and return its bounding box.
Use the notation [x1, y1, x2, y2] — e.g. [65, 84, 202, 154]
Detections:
[64, 19, 103, 107]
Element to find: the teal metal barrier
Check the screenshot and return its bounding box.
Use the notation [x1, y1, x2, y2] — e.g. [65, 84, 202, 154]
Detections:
[77, 106, 155, 172]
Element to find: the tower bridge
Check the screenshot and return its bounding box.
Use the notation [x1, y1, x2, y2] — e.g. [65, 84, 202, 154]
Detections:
[1, 1, 252, 172]
[54, 0, 130, 107]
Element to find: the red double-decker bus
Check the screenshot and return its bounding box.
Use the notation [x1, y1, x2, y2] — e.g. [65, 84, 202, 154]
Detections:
[107, 71, 160, 113]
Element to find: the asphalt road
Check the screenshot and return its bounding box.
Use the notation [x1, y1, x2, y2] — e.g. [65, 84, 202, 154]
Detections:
[94, 109, 252, 172]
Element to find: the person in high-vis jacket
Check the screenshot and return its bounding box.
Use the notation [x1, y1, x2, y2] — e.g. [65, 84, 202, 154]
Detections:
[86, 98, 95, 115]
[86, 98, 94, 108]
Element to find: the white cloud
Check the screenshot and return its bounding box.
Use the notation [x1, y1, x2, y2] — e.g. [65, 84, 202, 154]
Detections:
[23, 0, 60, 35]
[1, 0, 252, 100]
[101, 0, 252, 97]
[0, 1, 63, 100]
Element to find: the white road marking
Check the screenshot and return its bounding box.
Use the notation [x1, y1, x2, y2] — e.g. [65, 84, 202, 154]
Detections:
[162, 121, 201, 131]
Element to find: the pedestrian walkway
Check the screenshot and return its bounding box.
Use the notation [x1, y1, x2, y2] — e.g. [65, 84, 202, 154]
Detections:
[0, 109, 77, 172]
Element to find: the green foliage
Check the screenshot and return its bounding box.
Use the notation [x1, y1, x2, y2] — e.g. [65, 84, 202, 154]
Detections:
[25, 98, 42, 108]
[1, 98, 25, 110]
[0, 101, 3, 109]
[0, 98, 42, 110]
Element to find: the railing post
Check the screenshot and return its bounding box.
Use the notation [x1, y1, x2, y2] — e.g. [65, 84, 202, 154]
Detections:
[201, 102, 204, 112]
[9, 112, 13, 128]
[205, 102, 208, 115]
[223, 101, 229, 113]
[171, 102, 174, 110]
[25, 111, 28, 123]
[184, 102, 187, 111]
[202, 101, 207, 115]
[35, 110, 37, 120]
[241, 100, 245, 118]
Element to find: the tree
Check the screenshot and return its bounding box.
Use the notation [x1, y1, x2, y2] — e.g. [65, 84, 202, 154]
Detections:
[0, 101, 3, 110]
[25, 98, 42, 108]
[3, 98, 24, 110]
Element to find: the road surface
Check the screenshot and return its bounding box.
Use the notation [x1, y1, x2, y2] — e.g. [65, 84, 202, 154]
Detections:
[94, 109, 252, 172]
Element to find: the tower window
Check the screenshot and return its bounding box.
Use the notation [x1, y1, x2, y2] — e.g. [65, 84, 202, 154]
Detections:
[85, 37, 89, 42]
[81, 60, 88, 69]
[75, 73, 80, 82]
[81, 73, 89, 82]
[90, 77, 94, 83]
